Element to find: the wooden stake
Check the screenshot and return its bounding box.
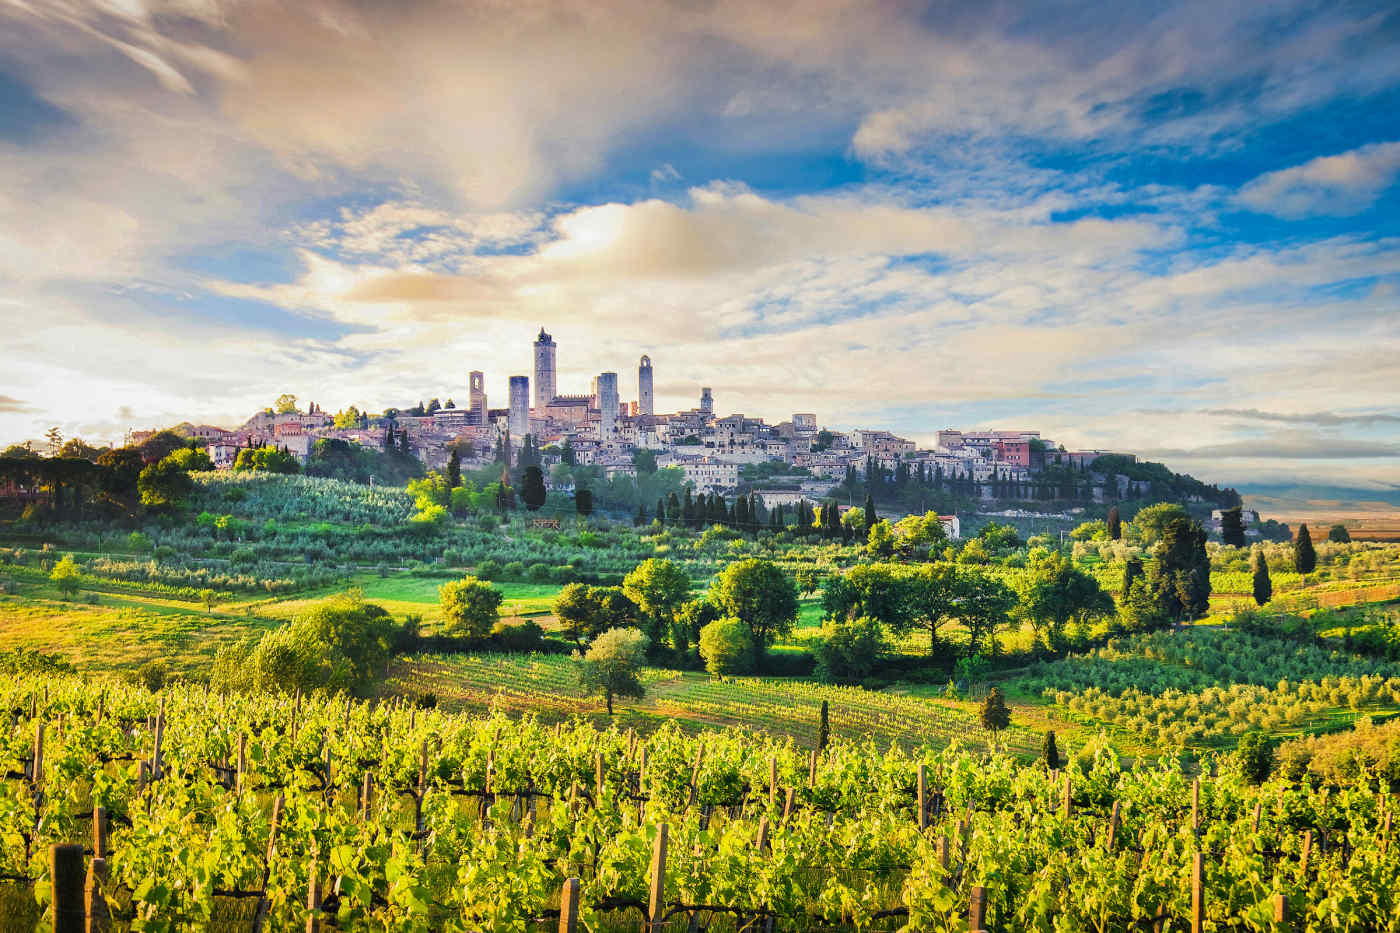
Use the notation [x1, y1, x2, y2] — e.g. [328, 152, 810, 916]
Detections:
[768, 756, 778, 811]
[1191, 778, 1200, 832]
[1191, 852, 1204, 933]
[32, 720, 44, 785]
[1300, 830, 1312, 879]
[236, 733, 248, 793]
[84, 856, 109, 933]
[755, 816, 769, 853]
[92, 806, 108, 860]
[1273, 893, 1288, 928]
[969, 885, 987, 933]
[648, 823, 669, 930]
[1106, 800, 1120, 853]
[781, 787, 795, 823]
[808, 748, 818, 787]
[1061, 775, 1072, 816]
[558, 877, 581, 933]
[360, 773, 373, 820]
[595, 752, 605, 801]
[936, 835, 948, 872]
[52, 844, 84, 933]
[305, 857, 321, 933]
[917, 764, 928, 831]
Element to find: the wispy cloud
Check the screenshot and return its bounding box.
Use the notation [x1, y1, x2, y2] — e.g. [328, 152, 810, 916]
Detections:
[1203, 408, 1400, 427]
[0, 396, 34, 414]
[1237, 141, 1400, 218]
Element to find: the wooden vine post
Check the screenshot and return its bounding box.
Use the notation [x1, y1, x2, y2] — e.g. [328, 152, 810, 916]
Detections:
[32, 720, 45, 786]
[557, 877, 581, 933]
[768, 756, 778, 812]
[236, 733, 248, 794]
[807, 748, 818, 787]
[1191, 852, 1204, 933]
[1191, 778, 1201, 833]
[969, 885, 987, 933]
[52, 844, 84, 933]
[917, 764, 928, 831]
[1300, 830, 1312, 879]
[1061, 775, 1072, 817]
[648, 823, 669, 930]
[1273, 893, 1289, 928]
[306, 857, 321, 933]
[1106, 800, 1121, 852]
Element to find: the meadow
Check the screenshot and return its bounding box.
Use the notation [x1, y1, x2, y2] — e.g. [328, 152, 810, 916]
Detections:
[2, 471, 1400, 764]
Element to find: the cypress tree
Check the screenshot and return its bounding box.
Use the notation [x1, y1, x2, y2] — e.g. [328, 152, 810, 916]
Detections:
[667, 492, 681, 525]
[1107, 505, 1121, 540]
[656, 497, 667, 525]
[1041, 730, 1060, 770]
[817, 700, 830, 751]
[1294, 524, 1316, 574]
[520, 465, 547, 511]
[447, 449, 461, 489]
[1220, 506, 1246, 547]
[635, 504, 648, 527]
[864, 493, 877, 528]
[1251, 547, 1272, 606]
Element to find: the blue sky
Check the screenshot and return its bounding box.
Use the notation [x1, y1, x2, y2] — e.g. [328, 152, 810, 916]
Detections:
[1, 0, 1398, 495]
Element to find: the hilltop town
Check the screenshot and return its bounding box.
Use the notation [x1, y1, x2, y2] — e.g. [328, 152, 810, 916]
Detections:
[121, 328, 1250, 534]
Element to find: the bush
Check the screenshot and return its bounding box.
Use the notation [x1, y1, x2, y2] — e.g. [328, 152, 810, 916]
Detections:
[492, 619, 546, 652]
[698, 617, 755, 678]
[476, 559, 503, 580]
[501, 561, 527, 581]
[813, 617, 884, 685]
[136, 658, 169, 692]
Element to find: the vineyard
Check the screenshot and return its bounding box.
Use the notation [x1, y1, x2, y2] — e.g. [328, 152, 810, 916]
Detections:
[2, 674, 1399, 932]
[1021, 627, 1400, 746]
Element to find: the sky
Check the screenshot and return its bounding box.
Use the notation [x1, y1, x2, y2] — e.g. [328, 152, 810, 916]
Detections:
[1, 0, 1398, 494]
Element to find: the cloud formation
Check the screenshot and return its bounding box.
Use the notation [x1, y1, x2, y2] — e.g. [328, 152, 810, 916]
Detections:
[0, 0, 1398, 490]
[1237, 142, 1400, 218]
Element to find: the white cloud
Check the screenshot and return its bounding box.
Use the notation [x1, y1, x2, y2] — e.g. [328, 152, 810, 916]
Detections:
[1237, 141, 1400, 218]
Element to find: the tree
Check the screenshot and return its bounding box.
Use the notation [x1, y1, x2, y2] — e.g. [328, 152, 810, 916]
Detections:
[1152, 516, 1211, 621]
[867, 519, 895, 558]
[447, 449, 461, 489]
[1328, 523, 1351, 543]
[233, 445, 300, 474]
[1129, 503, 1188, 547]
[578, 627, 648, 715]
[1107, 505, 1122, 540]
[1294, 524, 1317, 574]
[163, 447, 213, 471]
[575, 488, 594, 517]
[50, 554, 80, 599]
[292, 592, 399, 693]
[795, 567, 821, 596]
[275, 393, 299, 414]
[521, 465, 547, 511]
[553, 584, 642, 650]
[1251, 547, 1273, 607]
[818, 700, 830, 751]
[137, 458, 195, 511]
[438, 576, 503, 640]
[864, 492, 877, 527]
[623, 559, 692, 646]
[698, 617, 754, 678]
[813, 617, 883, 685]
[1041, 730, 1061, 770]
[44, 426, 63, 458]
[200, 588, 216, 614]
[708, 559, 799, 655]
[957, 573, 1018, 656]
[1016, 551, 1115, 651]
[1236, 731, 1274, 785]
[979, 687, 1011, 737]
[1220, 506, 1246, 547]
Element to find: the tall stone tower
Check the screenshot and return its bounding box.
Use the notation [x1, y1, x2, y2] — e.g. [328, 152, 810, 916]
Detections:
[468, 371, 487, 426]
[533, 328, 556, 411]
[699, 387, 713, 416]
[638, 355, 654, 416]
[596, 372, 619, 440]
[508, 375, 530, 439]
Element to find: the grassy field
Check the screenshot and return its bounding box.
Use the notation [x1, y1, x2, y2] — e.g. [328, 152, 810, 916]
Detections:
[386, 651, 1039, 755]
